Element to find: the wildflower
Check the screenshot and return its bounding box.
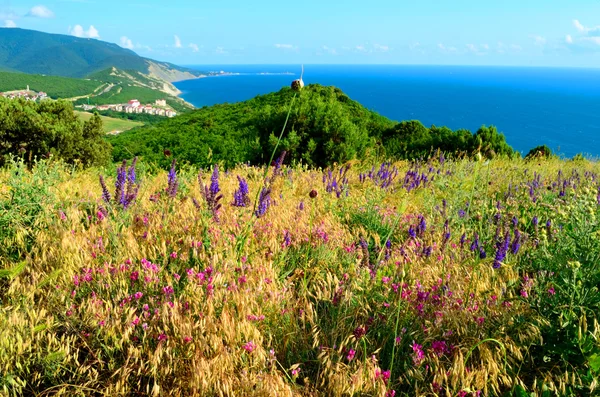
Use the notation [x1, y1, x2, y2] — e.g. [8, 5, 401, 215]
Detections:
[431, 340, 448, 356]
[493, 231, 510, 269]
[298, 201, 304, 210]
[133, 291, 143, 299]
[282, 230, 292, 247]
[232, 176, 250, 207]
[346, 349, 356, 361]
[291, 367, 300, 377]
[479, 247, 487, 259]
[353, 326, 367, 340]
[166, 159, 178, 198]
[158, 333, 168, 342]
[198, 165, 223, 220]
[243, 341, 256, 353]
[99, 175, 111, 203]
[548, 286, 556, 295]
[255, 187, 271, 218]
[510, 229, 521, 255]
[309, 189, 318, 199]
[170, 251, 177, 259]
[411, 341, 425, 366]
[183, 336, 193, 343]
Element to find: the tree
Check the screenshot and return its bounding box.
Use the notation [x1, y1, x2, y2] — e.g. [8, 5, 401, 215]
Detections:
[0, 98, 111, 167]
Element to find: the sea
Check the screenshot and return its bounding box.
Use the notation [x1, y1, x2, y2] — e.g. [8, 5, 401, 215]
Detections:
[174, 65, 600, 158]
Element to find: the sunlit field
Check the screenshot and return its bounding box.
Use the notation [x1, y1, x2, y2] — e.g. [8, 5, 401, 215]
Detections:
[1, 154, 599, 396]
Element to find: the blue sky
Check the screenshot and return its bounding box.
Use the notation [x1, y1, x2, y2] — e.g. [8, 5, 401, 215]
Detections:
[2, 0, 600, 67]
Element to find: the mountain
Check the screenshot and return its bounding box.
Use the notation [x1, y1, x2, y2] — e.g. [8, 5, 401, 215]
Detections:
[0, 28, 201, 96]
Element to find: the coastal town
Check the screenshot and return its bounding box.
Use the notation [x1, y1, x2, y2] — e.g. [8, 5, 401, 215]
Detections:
[79, 99, 177, 117]
[0, 86, 177, 118]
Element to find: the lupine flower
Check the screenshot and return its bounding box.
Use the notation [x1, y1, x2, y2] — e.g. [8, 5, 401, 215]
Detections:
[479, 247, 487, 259]
[282, 230, 291, 247]
[166, 159, 178, 198]
[532, 216, 539, 227]
[470, 233, 479, 252]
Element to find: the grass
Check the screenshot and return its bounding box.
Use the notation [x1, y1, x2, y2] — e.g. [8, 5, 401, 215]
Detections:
[0, 155, 599, 396]
[75, 111, 143, 134]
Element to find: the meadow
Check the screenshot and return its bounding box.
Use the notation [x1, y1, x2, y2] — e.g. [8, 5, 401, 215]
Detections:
[74, 111, 143, 134]
[0, 153, 599, 396]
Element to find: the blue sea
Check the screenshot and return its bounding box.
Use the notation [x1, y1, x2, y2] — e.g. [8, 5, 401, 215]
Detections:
[174, 65, 600, 158]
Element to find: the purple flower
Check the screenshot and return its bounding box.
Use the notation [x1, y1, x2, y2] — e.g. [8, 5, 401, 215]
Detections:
[99, 175, 111, 204]
[233, 176, 250, 207]
[198, 165, 223, 220]
[255, 187, 271, 218]
[510, 229, 521, 255]
[243, 341, 256, 353]
[346, 349, 356, 361]
[166, 159, 178, 198]
[411, 341, 425, 366]
[532, 216, 539, 227]
[493, 231, 510, 269]
[431, 340, 448, 356]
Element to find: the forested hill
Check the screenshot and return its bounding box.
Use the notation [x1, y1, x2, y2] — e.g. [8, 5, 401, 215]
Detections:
[108, 84, 515, 168]
[0, 28, 200, 82]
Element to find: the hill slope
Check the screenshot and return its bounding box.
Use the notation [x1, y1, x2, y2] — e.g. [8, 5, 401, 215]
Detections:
[108, 84, 515, 168]
[0, 27, 202, 102]
[108, 84, 396, 168]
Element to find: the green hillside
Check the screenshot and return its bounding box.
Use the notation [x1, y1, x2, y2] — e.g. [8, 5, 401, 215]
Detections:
[108, 84, 514, 168]
[0, 28, 148, 78]
[0, 71, 103, 98]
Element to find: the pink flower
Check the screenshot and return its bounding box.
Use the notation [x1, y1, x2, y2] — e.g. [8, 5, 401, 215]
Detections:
[548, 287, 555, 295]
[59, 210, 66, 221]
[158, 333, 168, 341]
[475, 316, 485, 326]
[97, 211, 105, 221]
[520, 289, 528, 298]
[238, 275, 247, 284]
[134, 291, 143, 300]
[132, 317, 140, 326]
[346, 349, 356, 361]
[243, 341, 256, 353]
[170, 252, 177, 259]
[173, 273, 181, 281]
[183, 336, 193, 343]
[411, 341, 425, 366]
[291, 368, 300, 377]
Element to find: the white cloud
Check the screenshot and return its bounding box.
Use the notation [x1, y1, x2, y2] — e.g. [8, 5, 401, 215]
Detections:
[174, 35, 182, 48]
[482, 43, 489, 50]
[565, 34, 573, 44]
[374, 43, 389, 52]
[189, 43, 199, 52]
[510, 44, 523, 51]
[215, 46, 227, 54]
[574, 19, 586, 32]
[438, 43, 457, 53]
[355, 45, 367, 52]
[532, 35, 546, 46]
[321, 45, 337, 55]
[3, 20, 17, 28]
[27, 5, 54, 18]
[409, 42, 420, 50]
[69, 25, 100, 38]
[466, 43, 477, 52]
[120, 36, 134, 49]
[581, 36, 600, 46]
[274, 43, 294, 49]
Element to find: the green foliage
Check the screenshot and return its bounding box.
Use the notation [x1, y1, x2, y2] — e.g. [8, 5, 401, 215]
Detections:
[525, 145, 553, 160]
[110, 84, 518, 169]
[0, 98, 111, 167]
[0, 71, 102, 98]
[382, 120, 515, 160]
[109, 84, 394, 168]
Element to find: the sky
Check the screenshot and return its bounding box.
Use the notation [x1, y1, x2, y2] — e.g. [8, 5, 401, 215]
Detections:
[2, 0, 600, 67]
